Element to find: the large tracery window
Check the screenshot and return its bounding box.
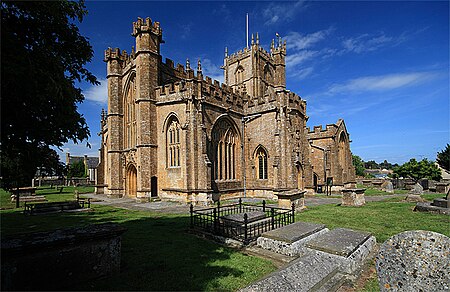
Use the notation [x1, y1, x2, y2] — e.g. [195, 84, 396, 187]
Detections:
[256, 147, 268, 180]
[167, 119, 181, 167]
[213, 119, 237, 181]
[125, 77, 137, 149]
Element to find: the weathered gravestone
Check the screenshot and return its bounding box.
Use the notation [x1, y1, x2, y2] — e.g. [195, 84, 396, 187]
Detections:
[381, 181, 394, 193]
[410, 183, 423, 195]
[341, 188, 365, 206]
[376, 230, 450, 292]
[404, 194, 424, 203]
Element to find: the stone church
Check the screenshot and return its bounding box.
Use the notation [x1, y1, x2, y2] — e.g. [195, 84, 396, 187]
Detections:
[96, 17, 356, 204]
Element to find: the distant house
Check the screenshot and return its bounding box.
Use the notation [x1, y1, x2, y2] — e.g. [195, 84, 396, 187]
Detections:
[65, 153, 99, 182]
[364, 168, 393, 179]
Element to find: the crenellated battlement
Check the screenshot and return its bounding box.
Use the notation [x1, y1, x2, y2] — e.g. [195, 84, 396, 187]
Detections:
[307, 122, 339, 140]
[104, 47, 135, 68]
[132, 17, 162, 36]
[156, 72, 248, 111]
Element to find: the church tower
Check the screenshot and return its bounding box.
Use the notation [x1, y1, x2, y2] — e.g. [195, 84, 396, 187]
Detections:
[222, 33, 286, 99]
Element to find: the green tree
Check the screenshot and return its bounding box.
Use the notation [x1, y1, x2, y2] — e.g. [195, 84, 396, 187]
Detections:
[364, 160, 379, 169]
[67, 159, 86, 178]
[437, 144, 449, 171]
[1, 1, 98, 189]
[352, 155, 365, 176]
[394, 158, 442, 181]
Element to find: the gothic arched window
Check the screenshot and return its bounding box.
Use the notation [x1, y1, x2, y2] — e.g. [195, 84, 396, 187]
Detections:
[256, 147, 268, 180]
[124, 76, 137, 149]
[235, 66, 244, 85]
[213, 119, 238, 181]
[167, 119, 181, 167]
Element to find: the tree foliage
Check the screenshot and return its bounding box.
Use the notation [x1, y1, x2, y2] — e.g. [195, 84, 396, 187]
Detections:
[67, 159, 86, 178]
[394, 158, 442, 181]
[436, 144, 449, 172]
[1, 1, 98, 189]
[364, 160, 379, 169]
[352, 155, 365, 176]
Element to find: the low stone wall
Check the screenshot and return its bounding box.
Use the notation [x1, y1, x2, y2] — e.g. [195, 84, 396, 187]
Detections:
[1, 223, 126, 291]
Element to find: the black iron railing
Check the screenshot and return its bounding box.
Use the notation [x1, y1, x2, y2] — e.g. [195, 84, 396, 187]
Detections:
[190, 198, 295, 244]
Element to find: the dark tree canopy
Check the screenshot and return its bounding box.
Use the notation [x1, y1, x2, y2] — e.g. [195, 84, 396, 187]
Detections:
[393, 158, 442, 182]
[437, 144, 449, 172]
[1, 0, 98, 188]
[67, 159, 86, 178]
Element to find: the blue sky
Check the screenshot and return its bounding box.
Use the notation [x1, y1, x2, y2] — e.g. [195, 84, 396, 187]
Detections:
[60, 1, 449, 165]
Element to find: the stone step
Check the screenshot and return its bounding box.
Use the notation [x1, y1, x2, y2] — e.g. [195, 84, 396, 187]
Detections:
[257, 221, 328, 256]
[240, 252, 340, 292]
[431, 198, 449, 208]
[242, 245, 294, 268]
[314, 271, 346, 292]
[305, 228, 376, 274]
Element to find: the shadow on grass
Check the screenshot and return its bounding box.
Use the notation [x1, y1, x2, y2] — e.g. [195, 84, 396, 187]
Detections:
[1, 207, 274, 291]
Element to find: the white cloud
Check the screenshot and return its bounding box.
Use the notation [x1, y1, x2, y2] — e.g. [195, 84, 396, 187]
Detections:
[200, 58, 224, 83]
[285, 28, 333, 51]
[290, 66, 314, 80]
[286, 50, 318, 67]
[327, 72, 437, 95]
[341, 32, 404, 54]
[262, 1, 308, 25]
[84, 79, 108, 104]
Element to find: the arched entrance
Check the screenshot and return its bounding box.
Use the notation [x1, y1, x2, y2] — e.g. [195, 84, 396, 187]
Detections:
[296, 164, 304, 190]
[126, 164, 137, 197]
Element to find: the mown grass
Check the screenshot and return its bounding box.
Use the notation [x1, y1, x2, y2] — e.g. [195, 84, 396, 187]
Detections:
[296, 199, 449, 243]
[0, 205, 275, 291]
[1, 188, 448, 291]
[0, 186, 94, 209]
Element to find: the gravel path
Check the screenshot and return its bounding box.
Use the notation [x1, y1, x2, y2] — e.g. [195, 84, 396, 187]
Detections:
[82, 193, 408, 214]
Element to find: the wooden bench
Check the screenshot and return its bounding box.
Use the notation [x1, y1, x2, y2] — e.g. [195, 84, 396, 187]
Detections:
[11, 195, 47, 203]
[24, 198, 91, 215]
[12, 187, 37, 196]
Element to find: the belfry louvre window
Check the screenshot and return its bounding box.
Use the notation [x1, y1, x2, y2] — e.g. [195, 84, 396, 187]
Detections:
[213, 119, 237, 181]
[257, 148, 268, 179]
[167, 119, 181, 167]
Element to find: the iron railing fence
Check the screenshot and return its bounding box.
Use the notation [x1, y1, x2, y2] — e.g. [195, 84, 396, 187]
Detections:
[190, 198, 295, 244]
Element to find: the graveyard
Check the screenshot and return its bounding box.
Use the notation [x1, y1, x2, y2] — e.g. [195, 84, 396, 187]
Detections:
[1, 186, 448, 291]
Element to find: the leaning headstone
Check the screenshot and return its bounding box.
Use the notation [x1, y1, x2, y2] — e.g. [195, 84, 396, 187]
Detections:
[409, 183, 423, 195]
[381, 181, 394, 193]
[404, 194, 424, 202]
[376, 230, 450, 292]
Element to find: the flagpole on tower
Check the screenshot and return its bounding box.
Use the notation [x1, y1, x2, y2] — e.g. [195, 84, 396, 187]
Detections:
[246, 13, 249, 48]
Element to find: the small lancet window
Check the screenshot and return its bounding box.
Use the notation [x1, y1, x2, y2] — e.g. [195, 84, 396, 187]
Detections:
[256, 148, 268, 180]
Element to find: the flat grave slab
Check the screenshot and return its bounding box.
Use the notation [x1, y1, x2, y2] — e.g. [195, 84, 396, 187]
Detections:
[221, 211, 266, 223]
[261, 221, 326, 243]
[306, 228, 371, 257]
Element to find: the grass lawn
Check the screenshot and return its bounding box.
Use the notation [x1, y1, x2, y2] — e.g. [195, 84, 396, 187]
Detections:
[1, 188, 448, 291]
[0, 186, 94, 209]
[296, 197, 449, 243]
[0, 205, 276, 291]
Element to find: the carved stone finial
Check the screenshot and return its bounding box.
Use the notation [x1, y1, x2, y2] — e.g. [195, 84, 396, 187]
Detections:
[225, 47, 228, 57]
[256, 32, 259, 45]
[197, 59, 202, 74]
[251, 33, 254, 45]
[186, 58, 190, 70]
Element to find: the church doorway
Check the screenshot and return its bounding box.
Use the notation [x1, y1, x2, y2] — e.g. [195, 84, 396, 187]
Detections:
[126, 164, 137, 197]
[296, 164, 304, 190]
[313, 173, 319, 193]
